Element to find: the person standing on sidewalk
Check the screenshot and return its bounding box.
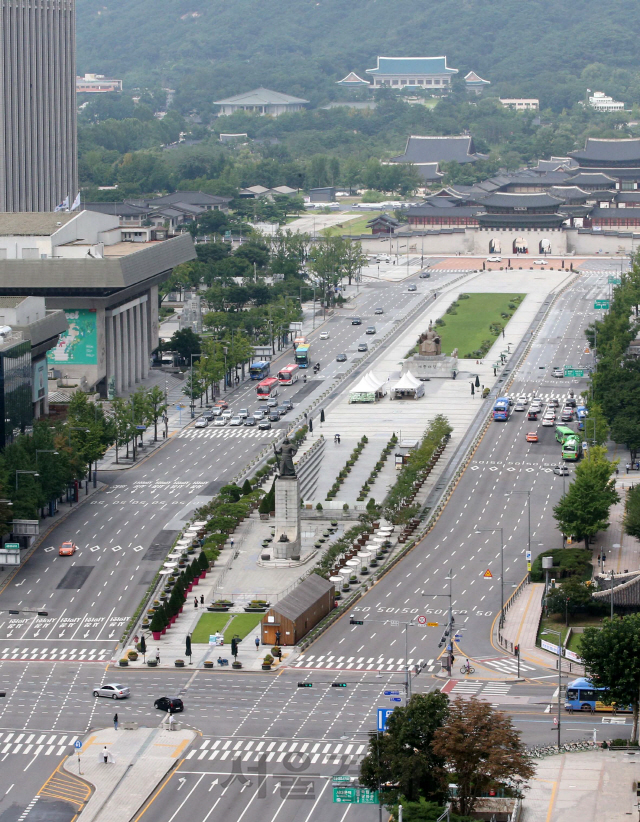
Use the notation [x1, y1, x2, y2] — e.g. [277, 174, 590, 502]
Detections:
[194, 596, 198, 609]
[200, 594, 204, 606]
[255, 636, 260, 650]
[156, 648, 160, 665]
[113, 713, 118, 731]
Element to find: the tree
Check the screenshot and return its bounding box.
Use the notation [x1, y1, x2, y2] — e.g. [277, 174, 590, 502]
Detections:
[610, 413, 640, 462]
[359, 692, 449, 803]
[545, 577, 601, 618]
[553, 446, 619, 549]
[168, 328, 201, 363]
[431, 697, 534, 816]
[580, 614, 640, 741]
[145, 386, 167, 441]
[342, 240, 368, 286]
[624, 484, 640, 538]
[111, 397, 135, 463]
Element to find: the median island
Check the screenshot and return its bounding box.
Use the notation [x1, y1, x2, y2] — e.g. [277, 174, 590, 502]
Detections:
[436, 293, 525, 359]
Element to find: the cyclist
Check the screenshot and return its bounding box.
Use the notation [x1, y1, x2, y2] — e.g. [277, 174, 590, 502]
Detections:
[463, 658, 471, 674]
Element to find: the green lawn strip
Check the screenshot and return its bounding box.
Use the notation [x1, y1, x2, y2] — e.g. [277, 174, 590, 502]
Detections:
[191, 613, 231, 643]
[321, 212, 381, 235]
[223, 613, 264, 643]
[537, 613, 604, 651]
[436, 293, 525, 357]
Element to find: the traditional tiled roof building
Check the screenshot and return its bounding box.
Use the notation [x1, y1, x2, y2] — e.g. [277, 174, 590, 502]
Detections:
[389, 135, 486, 182]
[366, 57, 457, 90]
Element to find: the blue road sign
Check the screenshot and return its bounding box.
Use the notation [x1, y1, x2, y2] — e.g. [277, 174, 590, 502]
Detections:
[377, 708, 394, 731]
[390, 697, 402, 703]
[384, 690, 400, 695]
[74, 740, 82, 750]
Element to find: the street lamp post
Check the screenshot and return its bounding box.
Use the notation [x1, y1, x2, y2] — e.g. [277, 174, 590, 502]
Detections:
[505, 491, 530, 580]
[350, 613, 415, 698]
[476, 528, 504, 627]
[541, 628, 562, 748]
[35, 449, 58, 465]
[15, 470, 39, 490]
[423, 569, 454, 674]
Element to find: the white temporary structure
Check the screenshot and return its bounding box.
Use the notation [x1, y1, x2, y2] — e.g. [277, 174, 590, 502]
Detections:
[392, 371, 425, 400]
[349, 371, 388, 403]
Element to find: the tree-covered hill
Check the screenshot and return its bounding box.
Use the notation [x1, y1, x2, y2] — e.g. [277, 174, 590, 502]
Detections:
[76, 0, 640, 114]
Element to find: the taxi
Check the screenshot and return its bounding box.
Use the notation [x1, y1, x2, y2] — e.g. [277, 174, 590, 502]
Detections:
[526, 431, 539, 443]
[59, 541, 77, 556]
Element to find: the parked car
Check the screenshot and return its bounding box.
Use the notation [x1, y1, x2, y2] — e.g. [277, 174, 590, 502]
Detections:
[59, 541, 77, 556]
[154, 696, 183, 713]
[93, 683, 130, 700]
[533, 259, 548, 265]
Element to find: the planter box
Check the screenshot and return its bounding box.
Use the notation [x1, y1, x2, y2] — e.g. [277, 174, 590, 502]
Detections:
[203, 660, 214, 669]
[232, 661, 243, 669]
[175, 661, 185, 667]
[119, 660, 128, 667]
[152, 631, 162, 640]
[207, 606, 230, 612]
[244, 607, 268, 613]
[147, 659, 157, 667]
[261, 664, 272, 671]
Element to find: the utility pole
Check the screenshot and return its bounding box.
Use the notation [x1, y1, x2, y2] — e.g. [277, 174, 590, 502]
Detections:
[350, 614, 415, 698]
[423, 570, 454, 674]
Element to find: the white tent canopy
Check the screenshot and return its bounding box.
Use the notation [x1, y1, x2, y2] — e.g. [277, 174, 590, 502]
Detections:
[392, 371, 425, 399]
[349, 371, 388, 403]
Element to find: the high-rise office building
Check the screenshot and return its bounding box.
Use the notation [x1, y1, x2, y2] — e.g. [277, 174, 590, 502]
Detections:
[0, 0, 77, 212]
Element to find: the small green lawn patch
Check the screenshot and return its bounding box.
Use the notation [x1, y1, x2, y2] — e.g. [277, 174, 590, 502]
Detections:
[537, 613, 605, 651]
[322, 212, 382, 236]
[224, 613, 264, 643]
[436, 293, 525, 358]
[191, 613, 231, 643]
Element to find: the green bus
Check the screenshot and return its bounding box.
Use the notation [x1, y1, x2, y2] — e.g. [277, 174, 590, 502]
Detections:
[555, 425, 575, 444]
[562, 434, 582, 461]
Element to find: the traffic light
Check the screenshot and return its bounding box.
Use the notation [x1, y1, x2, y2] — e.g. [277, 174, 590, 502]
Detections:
[332, 683, 347, 688]
[514, 644, 520, 657]
[350, 618, 364, 625]
[298, 682, 313, 688]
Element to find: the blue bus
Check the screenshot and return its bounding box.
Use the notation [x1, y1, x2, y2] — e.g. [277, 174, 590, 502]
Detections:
[295, 344, 311, 368]
[576, 406, 588, 431]
[249, 361, 270, 380]
[565, 677, 632, 713]
[493, 397, 510, 421]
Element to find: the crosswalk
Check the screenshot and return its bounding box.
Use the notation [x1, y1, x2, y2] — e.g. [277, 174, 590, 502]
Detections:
[0, 646, 111, 661]
[290, 654, 436, 673]
[479, 657, 536, 675]
[0, 731, 78, 758]
[450, 680, 512, 697]
[185, 737, 368, 765]
[178, 428, 280, 440]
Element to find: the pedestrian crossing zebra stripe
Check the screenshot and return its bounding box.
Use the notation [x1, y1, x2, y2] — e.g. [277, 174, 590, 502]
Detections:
[0, 647, 110, 661]
[290, 655, 435, 673]
[178, 429, 280, 439]
[0, 732, 78, 758]
[186, 737, 368, 764]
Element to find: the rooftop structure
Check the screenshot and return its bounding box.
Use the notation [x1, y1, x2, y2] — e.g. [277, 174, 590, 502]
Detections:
[589, 92, 625, 112]
[336, 72, 370, 87]
[213, 88, 309, 117]
[76, 74, 122, 93]
[389, 135, 487, 182]
[464, 71, 490, 95]
[499, 98, 539, 110]
[569, 138, 640, 167]
[366, 56, 457, 90]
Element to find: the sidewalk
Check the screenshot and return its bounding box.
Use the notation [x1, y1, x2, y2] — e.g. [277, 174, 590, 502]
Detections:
[522, 749, 639, 821]
[498, 581, 585, 676]
[594, 483, 640, 574]
[64, 724, 196, 822]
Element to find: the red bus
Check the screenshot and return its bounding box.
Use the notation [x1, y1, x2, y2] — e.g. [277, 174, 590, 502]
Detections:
[256, 377, 279, 400]
[277, 364, 300, 386]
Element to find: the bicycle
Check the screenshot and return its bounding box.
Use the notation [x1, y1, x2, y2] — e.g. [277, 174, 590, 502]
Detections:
[460, 665, 476, 675]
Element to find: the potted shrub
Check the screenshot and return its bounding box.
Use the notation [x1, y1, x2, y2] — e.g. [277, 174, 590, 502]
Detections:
[141, 618, 150, 629]
[203, 660, 214, 669]
[232, 660, 243, 669]
[175, 659, 185, 668]
[147, 659, 157, 667]
[262, 654, 274, 671]
[190, 558, 200, 586]
[119, 658, 129, 667]
[127, 650, 138, 661]
[150, 610, 165, 641]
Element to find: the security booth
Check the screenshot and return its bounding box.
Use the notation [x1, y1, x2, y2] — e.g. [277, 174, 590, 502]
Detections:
[395, 439, 419, 469]
[261, 575, 335, 646]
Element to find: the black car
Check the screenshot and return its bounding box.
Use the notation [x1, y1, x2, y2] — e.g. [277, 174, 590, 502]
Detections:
[276, 406, 289, 417]
[258, 420, 271, 430]
[565, 397, 577, 408]
[244, 416, 256, 426]
[281, 399, 293, 411]
[336, 353, 347, 362]
[268, 411, 280, 422]
[527, 411, 538, 421]
[419, 271, 431, 278]
[357, 342, 368, 352]
[204, 411, 215, 422]
[561, 409, 573, 422]
[154, 696, 184, 713]
[351, 317, 362, 325]
[366, 326, 376, 335]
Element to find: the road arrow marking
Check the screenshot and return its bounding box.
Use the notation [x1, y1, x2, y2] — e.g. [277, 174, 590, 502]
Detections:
[272, 783, 280, 794]
[15, 580, 24, 587]
[84, 631, 90, 638]
[59, 631, 66, 637]
[108, 630, 115, 638]
[33, 631, 40, 637]
[177, 777, 186, 791]
[209, 779, 218, 792]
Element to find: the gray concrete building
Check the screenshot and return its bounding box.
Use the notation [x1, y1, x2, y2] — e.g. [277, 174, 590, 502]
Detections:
[0, 211, 195, 397]
[0, 0, 78, 212]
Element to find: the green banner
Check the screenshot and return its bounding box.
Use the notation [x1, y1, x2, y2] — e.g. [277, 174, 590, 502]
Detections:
[48, 309, 98, 365]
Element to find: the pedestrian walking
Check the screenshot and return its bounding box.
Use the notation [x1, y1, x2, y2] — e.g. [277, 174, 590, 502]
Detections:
[627, 463, 630, 474]
[616, 467, 619, 476]
[156, 648, 160, 665]
[194, 596, 198, 609]
[255, 636, 260, 650]
[304, 412, 308, 421]
[200, 594, 204, 606]
[103, 746, 109, 764]
[230, 537, 234, 549]
[169, 714, 176, 731]
[113, 713, 118, 731]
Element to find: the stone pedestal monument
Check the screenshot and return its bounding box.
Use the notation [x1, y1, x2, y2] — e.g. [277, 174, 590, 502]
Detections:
[403, 323, 458, 380]
[273, 438, 301, 560]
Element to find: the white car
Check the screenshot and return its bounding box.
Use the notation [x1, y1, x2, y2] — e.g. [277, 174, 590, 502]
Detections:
[211, 406, 222, 416]
[552, 367, 564, 378]
[229, 416, 243, 426]
[238, 408, 248, 419]
[542, 415, 555, 427]
[487, 256, 502, 262]
[531, 397, 543, 406]
[530, 401, 543, 413]
[194, 417, 208, 428]
[517, 395, 528, 405]
[533, 259, 548, 265]
[319, 331, 330, 340]
[221, 410, 233, 421]
[514, 401, 526, 412]
[213, 417, 227, 427]
[376, 255, 391, 263]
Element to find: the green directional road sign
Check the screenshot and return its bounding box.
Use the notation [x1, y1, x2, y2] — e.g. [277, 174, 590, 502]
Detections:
[594, 299, 610, 309]
[3, 543, 19, 550]
[564, 368, 584, 378]
[332, 776, 352, 784]
[333, 787, 379, 804]
[608, 276, 621, 285]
